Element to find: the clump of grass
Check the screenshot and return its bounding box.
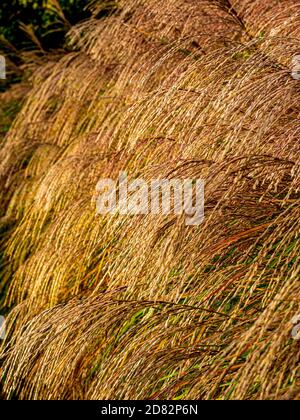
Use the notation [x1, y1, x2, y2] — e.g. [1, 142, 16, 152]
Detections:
[0, 0, 300, 400]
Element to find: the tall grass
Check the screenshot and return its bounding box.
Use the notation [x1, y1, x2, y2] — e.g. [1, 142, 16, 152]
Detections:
[0, 0, 299, 399]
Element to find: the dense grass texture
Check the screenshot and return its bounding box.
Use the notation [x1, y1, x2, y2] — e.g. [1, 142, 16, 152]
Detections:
[0, 0, 300, 400]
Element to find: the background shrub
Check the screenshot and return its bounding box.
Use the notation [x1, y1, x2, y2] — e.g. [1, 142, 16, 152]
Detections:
[0, 0, 91, 51]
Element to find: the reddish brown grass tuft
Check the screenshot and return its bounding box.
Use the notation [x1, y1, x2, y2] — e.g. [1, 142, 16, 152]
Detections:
[0, 0, 300, 400]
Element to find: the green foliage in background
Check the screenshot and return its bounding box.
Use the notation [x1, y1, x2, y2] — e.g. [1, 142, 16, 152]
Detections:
[0, 0, 91, 51]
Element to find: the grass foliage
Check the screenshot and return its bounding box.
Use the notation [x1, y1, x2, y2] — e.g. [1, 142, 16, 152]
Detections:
[0, 0, 300, 400]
